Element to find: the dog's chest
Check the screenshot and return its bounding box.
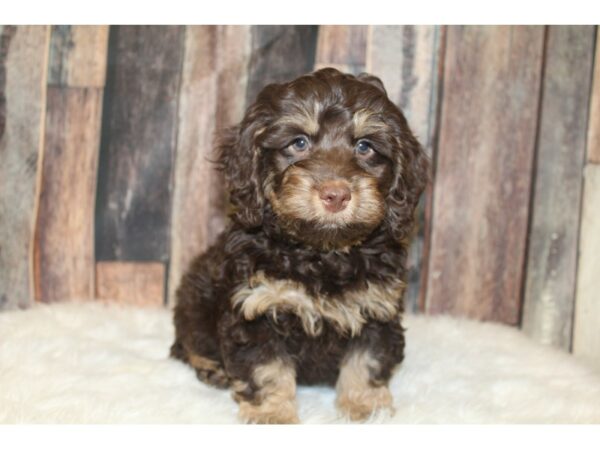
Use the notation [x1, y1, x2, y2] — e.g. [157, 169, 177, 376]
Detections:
[231, 271, 404, 337]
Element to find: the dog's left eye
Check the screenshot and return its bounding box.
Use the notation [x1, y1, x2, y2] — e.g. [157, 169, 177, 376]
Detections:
[290, 137, 309, 152]
[355, 140, 374, 157]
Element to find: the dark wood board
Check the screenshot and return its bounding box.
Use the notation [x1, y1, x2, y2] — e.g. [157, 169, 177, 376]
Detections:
[95, 26, 185, 262]
[425, 26, 545, 325]
[245, 25, 318, 105]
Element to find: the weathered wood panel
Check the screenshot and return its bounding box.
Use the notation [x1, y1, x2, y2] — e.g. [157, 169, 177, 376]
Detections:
[522, 26, 596, 349]
[0, 26, 49, 310]
[33, 26, 108, 303]
[426, 26, 545, 324]
[34, 87, 104, 302]
[96, 262, 165, 307]
[95, 26, 184, 262]
[48, 26, 109, 88]
[314, 25, 368, 75]
[245, 25, 318, 104]
[168, 25, 251, 305]
[367, 25, 444, 312]
[587, 32, 600, 164]
[573, 164, 600, 368]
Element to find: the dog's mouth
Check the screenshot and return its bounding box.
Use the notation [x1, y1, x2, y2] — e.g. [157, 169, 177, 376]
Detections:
[264, 168, 385, 249]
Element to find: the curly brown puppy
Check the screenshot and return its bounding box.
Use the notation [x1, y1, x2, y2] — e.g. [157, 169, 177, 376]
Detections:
[171, 67, 429, 423]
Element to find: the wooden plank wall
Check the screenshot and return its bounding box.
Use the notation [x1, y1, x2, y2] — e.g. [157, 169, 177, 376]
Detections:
[427, 26, 545, 324]
[573, 30, 600, 369]
[94, 26, 184, 306]
[521, 26, 596, 350]
[1, 25, 599, 366]
[34, 26, 109, 303]
[0, 26, 49, 310]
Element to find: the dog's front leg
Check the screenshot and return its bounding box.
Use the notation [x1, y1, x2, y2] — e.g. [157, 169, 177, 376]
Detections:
[220, 313, 299, 424]
[335, 320, 404, 421]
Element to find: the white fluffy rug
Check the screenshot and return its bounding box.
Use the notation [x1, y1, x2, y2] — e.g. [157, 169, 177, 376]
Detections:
[1, 302, 599, 424]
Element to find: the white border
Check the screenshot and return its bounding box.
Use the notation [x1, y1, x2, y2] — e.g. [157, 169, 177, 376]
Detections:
[2, 0, 599, 24]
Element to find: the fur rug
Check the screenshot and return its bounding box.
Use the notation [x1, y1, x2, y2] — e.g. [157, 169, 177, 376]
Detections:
[1, 302, 599, 424]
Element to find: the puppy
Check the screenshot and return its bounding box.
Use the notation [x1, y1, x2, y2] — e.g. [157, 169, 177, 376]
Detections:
[171, 68, 429, 423]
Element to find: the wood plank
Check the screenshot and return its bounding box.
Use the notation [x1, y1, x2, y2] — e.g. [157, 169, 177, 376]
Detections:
[168, 25, 251, 306]
[0, 26, 49, 310]
[96, 261, 165, 307]
[573, 164, 600, 368]
[245, 25, 318, 104]
[426, 26, 545, 324]
[33, 25, 108, 303]
[95, 26, 184, 262]
[314, 25, 368, 75]
[33, 87, 104, 302]
[367, 25, 443, 313]
[522, 26, 596, 349]
[587, 31, 600, 164]
[48, 26, 109, 88]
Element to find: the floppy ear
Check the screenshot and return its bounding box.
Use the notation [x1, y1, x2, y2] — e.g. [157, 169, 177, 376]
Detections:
[357, 73, 388, 95]
[385, 130, 430, 243]
[217, 119, 265, 229]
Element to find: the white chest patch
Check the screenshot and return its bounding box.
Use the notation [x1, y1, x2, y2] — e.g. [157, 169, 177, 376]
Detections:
[231, 271, 404, 336]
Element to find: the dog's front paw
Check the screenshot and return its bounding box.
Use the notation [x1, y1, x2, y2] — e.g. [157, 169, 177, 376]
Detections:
[238, 398, 300, 424]
[336, 384, 394, 421]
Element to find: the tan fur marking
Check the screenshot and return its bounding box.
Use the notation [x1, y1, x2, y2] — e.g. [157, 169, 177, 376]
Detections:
[232, 272, 404, 337]
[237, 359, 299, 424]
[275, 102, 320, 136]
[336, 350, 394, 421]
[353, 109, 389, 137]
[188, 353, 220, 372]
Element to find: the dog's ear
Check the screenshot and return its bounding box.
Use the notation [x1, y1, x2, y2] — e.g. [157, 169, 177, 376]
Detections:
[217, 119, 265, 229]
[357, 73, 388, 95]
[385, 129, 430, 243]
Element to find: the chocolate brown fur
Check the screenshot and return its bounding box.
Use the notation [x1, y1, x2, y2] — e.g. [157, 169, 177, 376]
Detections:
[171, 68, 429, 423]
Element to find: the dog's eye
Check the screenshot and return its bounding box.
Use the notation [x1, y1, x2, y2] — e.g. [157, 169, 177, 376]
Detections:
[355, 140, 374, 157]
[290, 137, 309, 152]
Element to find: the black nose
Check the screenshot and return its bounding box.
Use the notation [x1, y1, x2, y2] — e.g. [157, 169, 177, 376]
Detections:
[318, 182, 351, 213]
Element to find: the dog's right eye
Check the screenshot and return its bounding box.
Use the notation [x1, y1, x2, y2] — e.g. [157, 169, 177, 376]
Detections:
[290, 137, 309, 152]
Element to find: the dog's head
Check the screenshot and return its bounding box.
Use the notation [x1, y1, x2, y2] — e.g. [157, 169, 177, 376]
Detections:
[218, 68, 429, 249]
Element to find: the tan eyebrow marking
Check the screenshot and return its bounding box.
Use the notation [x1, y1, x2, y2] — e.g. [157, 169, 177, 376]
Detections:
[275, 102, 321, 136]
[353, 109, 389, 137]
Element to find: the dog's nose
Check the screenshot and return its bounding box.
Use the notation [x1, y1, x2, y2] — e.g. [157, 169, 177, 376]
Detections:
[318, 182, 351, 213]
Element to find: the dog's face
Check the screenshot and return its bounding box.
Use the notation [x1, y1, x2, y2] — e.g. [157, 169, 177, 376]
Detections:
[218, 68, 429, 249]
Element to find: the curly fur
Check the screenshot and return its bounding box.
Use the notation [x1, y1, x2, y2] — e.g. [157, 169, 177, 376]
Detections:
[171, 68, 429, 423]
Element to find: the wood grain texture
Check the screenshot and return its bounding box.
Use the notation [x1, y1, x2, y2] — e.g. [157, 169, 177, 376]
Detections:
[573, 164, 600, 368]
[367, 25, 443, 312]
[95, 26, 184, 262]
[34, 87, 103, 302]
[426, 26, 545, 324]
[48, 25, 109, 88]
[0, 26, 49, 310]
[315, 26, 368, 75]
[245, 25, 318, 104]
[522, 26, 596, 349]
[168, 25, 251, 306]
[96, 261, 165, 306]
[587, 31, 600, 164]
[33, 25, 109, 303]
